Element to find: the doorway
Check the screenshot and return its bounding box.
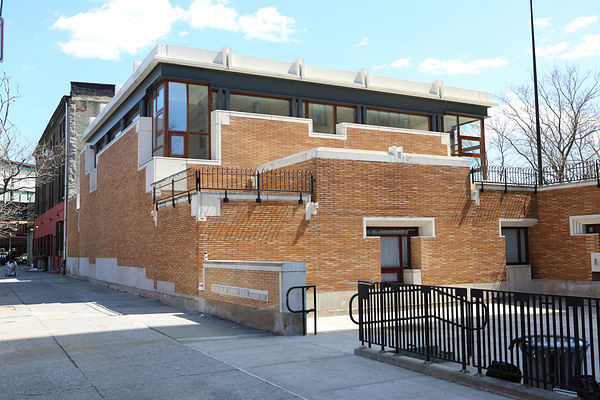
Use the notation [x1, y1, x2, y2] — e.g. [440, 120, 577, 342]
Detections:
[367, 227, 418, 282]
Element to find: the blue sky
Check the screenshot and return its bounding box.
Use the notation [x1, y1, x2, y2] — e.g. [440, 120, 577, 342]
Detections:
[2, 0, 599, 146]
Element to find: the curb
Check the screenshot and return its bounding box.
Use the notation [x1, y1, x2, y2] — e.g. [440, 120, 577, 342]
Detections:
[355, 347, 568, 400]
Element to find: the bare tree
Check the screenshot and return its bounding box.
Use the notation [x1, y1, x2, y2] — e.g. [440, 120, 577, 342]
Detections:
[0, 72, 63, 239]
[487, 66, 600, 181]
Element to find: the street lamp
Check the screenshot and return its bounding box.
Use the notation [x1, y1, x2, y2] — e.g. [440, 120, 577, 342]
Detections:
[529, 0, 544, 185]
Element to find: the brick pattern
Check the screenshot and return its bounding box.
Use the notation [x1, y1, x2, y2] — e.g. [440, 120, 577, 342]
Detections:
[530, 185, 600, 281]
[203, 268, 280, 310]
[68, 115, 567, 313]
[220, 116, 447, 168]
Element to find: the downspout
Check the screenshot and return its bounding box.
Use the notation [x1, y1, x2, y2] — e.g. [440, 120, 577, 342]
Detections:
[62, 98, 68, 274]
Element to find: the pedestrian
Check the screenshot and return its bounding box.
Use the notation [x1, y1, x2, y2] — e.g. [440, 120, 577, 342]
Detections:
[5, 254, 17, 277]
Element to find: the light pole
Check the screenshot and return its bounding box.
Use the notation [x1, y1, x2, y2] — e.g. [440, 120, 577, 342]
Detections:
[529, 0, 544, 185]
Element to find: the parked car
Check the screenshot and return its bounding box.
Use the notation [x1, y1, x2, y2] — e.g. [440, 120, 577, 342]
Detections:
[0, 252, 8, 265]
[16, 254, 28, 264]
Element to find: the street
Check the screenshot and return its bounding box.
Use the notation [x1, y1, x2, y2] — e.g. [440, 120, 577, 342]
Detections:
[0, 266, 510, 400]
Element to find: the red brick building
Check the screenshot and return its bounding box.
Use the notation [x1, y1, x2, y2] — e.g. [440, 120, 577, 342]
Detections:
[66, 45, 599, 334]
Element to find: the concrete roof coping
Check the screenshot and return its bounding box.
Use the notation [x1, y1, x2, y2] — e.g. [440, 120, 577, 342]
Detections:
[83, 44, 495, 143]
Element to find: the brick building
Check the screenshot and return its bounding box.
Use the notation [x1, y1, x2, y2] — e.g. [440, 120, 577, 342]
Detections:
[34, 82, 115, 271]
[66, 45, 599, 334]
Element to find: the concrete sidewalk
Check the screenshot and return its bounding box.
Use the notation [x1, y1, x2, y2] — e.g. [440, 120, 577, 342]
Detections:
[0, 266, 511, 400]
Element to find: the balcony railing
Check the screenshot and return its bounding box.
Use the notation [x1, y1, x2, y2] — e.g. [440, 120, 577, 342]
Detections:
[152, 166, 314, 209]
[471, 160, 600, 191]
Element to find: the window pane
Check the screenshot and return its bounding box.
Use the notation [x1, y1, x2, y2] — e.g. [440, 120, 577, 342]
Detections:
[519, 228, 528, 263]
[153, 147, 164, 157]
[189, 84, 209, 133]
[156, 84, 165, 112]
[459, 116, 482, 137]
[171, 135, 184, 156]
[461, 139, 481, 154]
[168, 82, 187, 131]
[443, 115, 458, 155]
[155, 133, 163, 148]
[381, 236, 400, 268]
[401, 237, 409, 267]
[502, 228, 519, 264]
[309, 103, 334, 134]
[189, 135, 209, 159]
[155, 112, 164, 134]
[230, 94, 290, 116]
[366, 109, 429, 130]
[211, 90, 218, 111]
[337, 106, 356, 124]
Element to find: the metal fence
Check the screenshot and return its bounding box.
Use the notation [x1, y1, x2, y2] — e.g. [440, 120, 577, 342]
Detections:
[351, 282, 600, 397]
[472, 160, 600, 189]
[152, 166, 313, 208]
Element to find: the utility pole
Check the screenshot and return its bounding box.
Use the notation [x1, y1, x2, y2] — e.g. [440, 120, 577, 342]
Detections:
[530, 0, 544, 185]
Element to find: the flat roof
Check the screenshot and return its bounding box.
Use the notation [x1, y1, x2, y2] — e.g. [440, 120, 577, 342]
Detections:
[83, 44, 495, 142]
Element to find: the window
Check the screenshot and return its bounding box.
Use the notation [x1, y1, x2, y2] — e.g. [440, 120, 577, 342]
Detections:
[585, 224, 600, 234]
[367, 227, 419, 282]
[366, 108, 430, 131]
[443, 114, 485, 170]
[124, 105, 139, 129]
[230, 93, 290, 117]
[306, 102, 356, 134]
[165, 81, 210, 159]
[151, 83, 165, 157]
[502, 227, 529, 265]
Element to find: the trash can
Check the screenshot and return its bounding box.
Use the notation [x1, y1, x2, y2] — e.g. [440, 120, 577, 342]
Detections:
[509, 335, 589, 389]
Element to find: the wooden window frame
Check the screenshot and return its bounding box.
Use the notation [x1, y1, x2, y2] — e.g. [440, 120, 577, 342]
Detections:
[502, 227, 529, 265]
[155, 79, 212, 159]
[229, 91, 292, 117]
[366, 107, 432, 131]
[305, 101, 357, 133]
[442, 114, 486, 172]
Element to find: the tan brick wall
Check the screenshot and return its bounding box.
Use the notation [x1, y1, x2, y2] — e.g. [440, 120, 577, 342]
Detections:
[203, 268, 280, 310]
[69, 116, 552, 312]
[220, 116, 447, 168]
[530, 184, 600, 281]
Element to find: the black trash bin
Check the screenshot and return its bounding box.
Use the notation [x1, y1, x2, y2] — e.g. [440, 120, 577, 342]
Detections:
[509, 335, 590, 390]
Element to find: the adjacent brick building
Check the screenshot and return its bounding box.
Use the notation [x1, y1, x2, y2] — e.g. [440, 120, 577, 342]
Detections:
[34, 82, 115, 271]
[66, 45, 599, 334]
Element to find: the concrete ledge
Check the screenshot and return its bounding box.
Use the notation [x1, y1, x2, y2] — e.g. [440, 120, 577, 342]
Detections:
[355, 347, 567, 400]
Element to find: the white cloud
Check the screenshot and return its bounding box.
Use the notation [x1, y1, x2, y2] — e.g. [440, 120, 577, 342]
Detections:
[534, 18, 550, 27]
[179, 31, 190, 37]
[53, 0, 185, 60]
[418, 58, 508, 75]
[561, 34, 600, 59]
[237, 7, 296, 42]
[538, 41, 570, 58]
[355, 37, 368, 47]
[391, 58, 410, 68]
[372, 64, 387, 71]
[187, 0, 238, 31]
[54, 0, 298, 60]
[566, 15, 597, 32]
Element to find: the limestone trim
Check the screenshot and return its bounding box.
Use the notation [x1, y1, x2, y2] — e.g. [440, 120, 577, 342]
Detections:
[569, 214, 600, 236]
[362, 217, 436, 238]
[498, 218, 538, 237]
[258, 147, 469, 172]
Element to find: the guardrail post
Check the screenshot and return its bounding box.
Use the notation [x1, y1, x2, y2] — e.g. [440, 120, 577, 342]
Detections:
[171, 178, 175, 208]
[423, 286, 431, 362]
[504, 169, 508, 193]
[596, 160, 599, 188]
[153, 185, 156, 204]
[256, 171, 261, 203]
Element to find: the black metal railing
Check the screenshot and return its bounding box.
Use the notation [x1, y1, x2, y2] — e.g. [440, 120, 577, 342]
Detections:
[471, 160, 600, 190]
[286, 285, 317, 336]
[151, 166, 314, 209]
[352, 282, 600, 397]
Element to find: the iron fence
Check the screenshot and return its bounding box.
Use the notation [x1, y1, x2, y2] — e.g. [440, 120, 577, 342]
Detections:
[352, 282, 600, 397]
[472, 160, 600, 189]
[151, 166, 313, 208]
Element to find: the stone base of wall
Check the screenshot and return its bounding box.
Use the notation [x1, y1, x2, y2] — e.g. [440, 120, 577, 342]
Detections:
[67, 257, 304, 335]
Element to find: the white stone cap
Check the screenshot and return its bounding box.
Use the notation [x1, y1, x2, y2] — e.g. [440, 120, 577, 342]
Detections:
[83, 44, 495, 143]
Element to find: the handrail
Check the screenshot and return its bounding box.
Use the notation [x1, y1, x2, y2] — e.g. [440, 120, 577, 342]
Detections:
[286, 285, 317, 336]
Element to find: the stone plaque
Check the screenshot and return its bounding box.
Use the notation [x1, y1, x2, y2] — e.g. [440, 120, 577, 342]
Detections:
[211, 284, 268, 302]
